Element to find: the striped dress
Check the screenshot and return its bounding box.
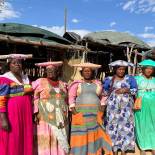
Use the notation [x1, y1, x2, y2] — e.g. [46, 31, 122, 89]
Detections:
[68, 80, 112, 155]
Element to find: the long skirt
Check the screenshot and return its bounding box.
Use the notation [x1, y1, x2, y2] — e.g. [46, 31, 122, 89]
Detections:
[0, 96, 33, 155]
[135, 92, 155, 150]
[34, 121, 67, 155]
[70, 103, 112, 155]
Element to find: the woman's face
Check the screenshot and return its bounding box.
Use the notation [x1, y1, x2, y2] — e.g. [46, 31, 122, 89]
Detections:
[46, 67, 59, 80]
[116, 66, 126, 78]
[143, 67, 154, 78]
[9, 59, 22, 74]
[82, 67, 93, 80]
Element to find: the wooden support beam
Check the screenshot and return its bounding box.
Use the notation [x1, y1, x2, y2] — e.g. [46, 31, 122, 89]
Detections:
[0, 34, 88, 52]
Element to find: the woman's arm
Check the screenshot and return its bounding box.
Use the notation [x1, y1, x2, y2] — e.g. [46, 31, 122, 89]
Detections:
[32, 79, 41, 124]
[68, 81, 80, 115]
[0, 79, 10, 131]
[129, 76, 138, 95]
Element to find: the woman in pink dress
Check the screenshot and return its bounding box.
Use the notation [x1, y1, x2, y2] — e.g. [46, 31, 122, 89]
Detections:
[32, 61, 69, 155]
[0, 54, 33, 155]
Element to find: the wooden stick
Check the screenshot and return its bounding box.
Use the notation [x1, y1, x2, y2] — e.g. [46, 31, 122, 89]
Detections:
[0, 54, 32, 59]
[0, 34, 88, 51]
[133, 49, 138, 75]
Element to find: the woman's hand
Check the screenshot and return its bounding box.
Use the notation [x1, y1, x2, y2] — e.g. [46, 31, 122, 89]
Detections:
[70, 107, 78, 115]
[115, 88, 130, 94]
[0, 113, 10, 131]
[33, 113, 40, 125]
[99, 105, 106, 115]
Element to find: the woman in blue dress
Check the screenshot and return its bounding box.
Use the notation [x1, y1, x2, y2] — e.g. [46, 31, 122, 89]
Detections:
[103, 60, 137, 155]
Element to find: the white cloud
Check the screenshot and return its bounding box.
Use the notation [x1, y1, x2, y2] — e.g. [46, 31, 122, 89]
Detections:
[147, 40, 155, 47]
[32, 25, 90, 37]
[72, 18, 79, 24]
[40, 25, 65, 36]
[110, 22, 116, 27]
[144, 26, 154, 32]
[139, 33, 155, 39]
[121, 0, 155, 14]
[122, 0, 136, 12]
[0, 2, 20, 20]
[69, 29, 91, 37]
[139, 32, 155, 47]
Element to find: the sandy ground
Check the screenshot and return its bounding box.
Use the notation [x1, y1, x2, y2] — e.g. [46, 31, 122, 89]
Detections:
[117, 145, 152, 155]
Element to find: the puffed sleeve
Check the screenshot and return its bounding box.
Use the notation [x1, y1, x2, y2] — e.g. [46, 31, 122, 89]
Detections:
[128, 75, 138, 95]
[32, 79, 41, 113]
[0, 78, 10, 112]
[95, 80, 107, 105]
[102, 77, 111, 95]
[68, 81, 80, 109]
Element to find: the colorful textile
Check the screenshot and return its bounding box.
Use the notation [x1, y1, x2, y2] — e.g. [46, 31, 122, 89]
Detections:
[103, 75, 137, 152]
[134, 76, 155, 150]
[69, 80, 112, 155]
[0, 72, 33, 155]
[32, 78, 69, 155]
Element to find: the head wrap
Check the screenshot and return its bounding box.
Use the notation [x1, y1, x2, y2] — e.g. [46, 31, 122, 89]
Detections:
[109, 60, 134, 67]
[139, 59, 155, 67]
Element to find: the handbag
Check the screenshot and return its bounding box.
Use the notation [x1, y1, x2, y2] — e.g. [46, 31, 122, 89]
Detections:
[133, 97, 142, 110]
[134, 80, 149, 110]
[72, 112, 84, 125]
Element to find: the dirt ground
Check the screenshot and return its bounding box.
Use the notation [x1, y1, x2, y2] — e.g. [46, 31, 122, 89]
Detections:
[118, 145, 152, 155]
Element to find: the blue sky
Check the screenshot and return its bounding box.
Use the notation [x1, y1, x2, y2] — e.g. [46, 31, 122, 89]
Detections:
[0, 0, 155, 46]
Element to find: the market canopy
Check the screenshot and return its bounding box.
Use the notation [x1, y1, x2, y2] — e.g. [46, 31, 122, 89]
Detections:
[0, 23, 70, 44]
[144, 47, 155, 59]
[83, 31, 150, 50]
[0, 23, 86, 51]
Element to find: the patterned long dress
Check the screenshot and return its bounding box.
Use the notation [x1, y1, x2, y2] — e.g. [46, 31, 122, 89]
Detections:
[68, 80, 112, 155]
[32, 78, 69, 155]
[0, 71, 33, 155]
[134, 76, 155, 150]
[103, 75, 137, 152]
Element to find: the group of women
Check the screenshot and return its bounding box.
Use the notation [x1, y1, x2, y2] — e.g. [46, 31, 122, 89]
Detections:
[0, 54, 154, 155]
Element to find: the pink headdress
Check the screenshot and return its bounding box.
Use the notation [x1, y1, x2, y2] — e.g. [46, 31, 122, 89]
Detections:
[0, 54, 32, 60]
[35, 61, 63, 69]
[71, 62, 101, 70]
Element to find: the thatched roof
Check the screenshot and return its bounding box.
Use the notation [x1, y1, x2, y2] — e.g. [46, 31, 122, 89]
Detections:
[83, 31, 150, 51]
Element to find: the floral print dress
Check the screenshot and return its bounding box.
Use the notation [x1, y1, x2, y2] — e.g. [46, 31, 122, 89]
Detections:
[103, 75, 137, 152]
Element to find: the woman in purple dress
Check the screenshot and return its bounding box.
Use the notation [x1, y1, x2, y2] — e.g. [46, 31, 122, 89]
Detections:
[103, 60, 137, 155]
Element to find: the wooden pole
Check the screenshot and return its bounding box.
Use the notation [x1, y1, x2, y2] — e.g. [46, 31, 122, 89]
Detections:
[64, 7, 67, 34]
[133, 49, 138, 75]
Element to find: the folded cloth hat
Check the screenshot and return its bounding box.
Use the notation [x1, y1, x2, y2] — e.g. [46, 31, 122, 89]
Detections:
[35, 61, 63, 68]
[71, 62, 101, 69]
[139, 59, 155, 67]
[0, 54, 32, 59]
[109, 60, 134, 67]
